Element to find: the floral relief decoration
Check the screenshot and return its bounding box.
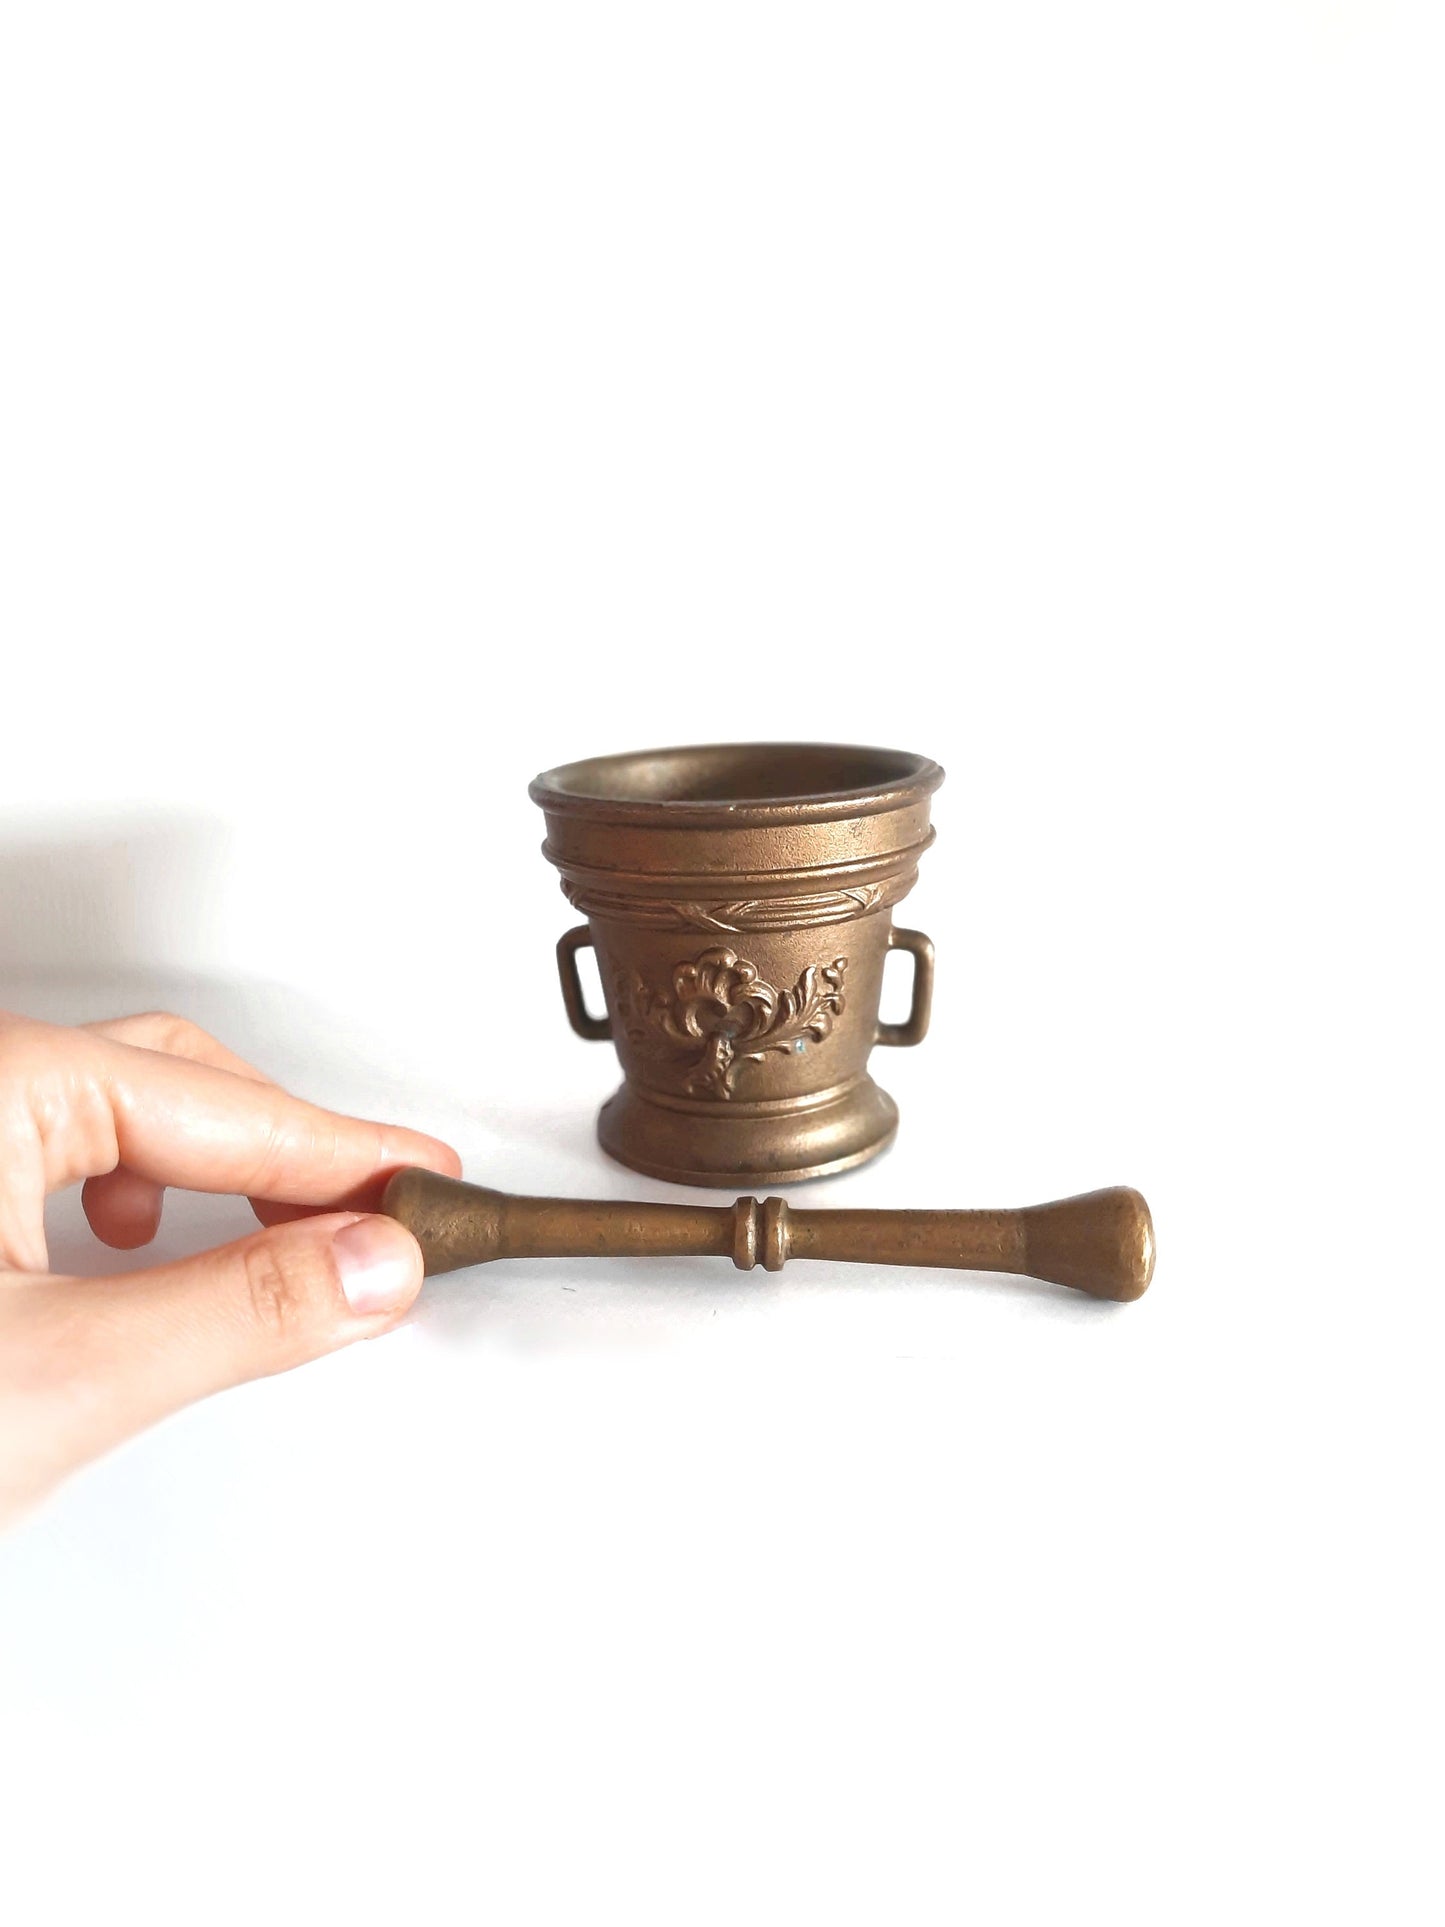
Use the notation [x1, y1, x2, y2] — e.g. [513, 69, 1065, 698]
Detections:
[617, 946, 848, 1100]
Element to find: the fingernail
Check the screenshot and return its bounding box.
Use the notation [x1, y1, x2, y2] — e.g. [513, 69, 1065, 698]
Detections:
[332, 1216, 421, 1317]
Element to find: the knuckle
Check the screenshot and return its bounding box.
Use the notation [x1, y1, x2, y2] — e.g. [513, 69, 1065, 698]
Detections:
[242, 1114, 294, 1198]
[0, 1022, 115, 1182]
[240, 1237, 333, 1342]
[133, 1010, 207, 1055]
[246, 1112, 350, 1201]
[0, 1015, 53, 1085]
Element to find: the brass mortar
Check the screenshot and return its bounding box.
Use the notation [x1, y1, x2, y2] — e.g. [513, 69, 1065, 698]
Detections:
[530, 742, 943, 1186]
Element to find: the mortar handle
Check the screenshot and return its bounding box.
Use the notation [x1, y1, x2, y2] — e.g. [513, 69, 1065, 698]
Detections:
[875, 927, 935, 1047]
[555, 925, 612, 1040]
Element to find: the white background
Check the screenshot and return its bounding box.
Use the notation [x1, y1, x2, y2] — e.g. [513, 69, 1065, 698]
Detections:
[1, 4, 1440, 1921]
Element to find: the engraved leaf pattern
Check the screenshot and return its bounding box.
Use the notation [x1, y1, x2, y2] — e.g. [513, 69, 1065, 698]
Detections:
[560, 877, 886, 931]
[671, 887, 881, 933]
[619, 947, 847, 1099]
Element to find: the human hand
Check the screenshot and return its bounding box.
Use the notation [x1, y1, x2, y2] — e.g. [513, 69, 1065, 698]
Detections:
[0, 1010, 461, 1525]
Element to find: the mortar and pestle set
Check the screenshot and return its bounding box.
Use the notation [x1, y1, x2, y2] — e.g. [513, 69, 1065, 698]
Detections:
[386, 744, 1154, 1304]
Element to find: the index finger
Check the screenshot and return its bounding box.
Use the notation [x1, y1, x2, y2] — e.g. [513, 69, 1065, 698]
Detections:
[85, 1030, 462, 1207]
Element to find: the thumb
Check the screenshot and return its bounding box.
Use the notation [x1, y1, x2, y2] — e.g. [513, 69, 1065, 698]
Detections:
[115, 1210, 425, 1404]
[18, 1213, 424, 1504]
[130, 1211, 426, 1395]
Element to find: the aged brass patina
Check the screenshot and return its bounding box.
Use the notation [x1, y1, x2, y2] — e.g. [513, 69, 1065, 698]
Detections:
[530, 743, 943, 1186]
[384, 1169, 1156, 1303]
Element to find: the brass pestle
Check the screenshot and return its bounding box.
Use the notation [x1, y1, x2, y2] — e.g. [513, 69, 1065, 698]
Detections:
[382, 1169, 1156, 1303]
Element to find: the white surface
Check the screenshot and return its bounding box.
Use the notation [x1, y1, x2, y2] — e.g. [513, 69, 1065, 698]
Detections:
[1, 5, 1441, 1922]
